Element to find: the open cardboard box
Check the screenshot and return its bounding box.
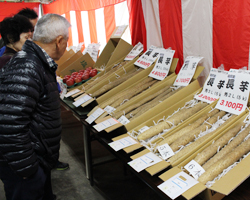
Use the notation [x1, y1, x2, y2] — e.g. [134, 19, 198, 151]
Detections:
[93, 65, 204, 135]
[59, 53, 95, 77]
[172, 110, 250, 200]
[56, 49, 75, 67]
[87, 58, 178, 121]
[56, 50, 83, 76]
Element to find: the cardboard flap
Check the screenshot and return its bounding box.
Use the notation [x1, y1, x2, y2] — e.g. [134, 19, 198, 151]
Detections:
[112, 133, 143, 153]
[159, 167, 206, 200]
[210, 154, 250, 195]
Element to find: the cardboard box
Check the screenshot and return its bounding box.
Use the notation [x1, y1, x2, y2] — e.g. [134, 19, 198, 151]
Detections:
[56, 49, 75, 66]
[59, 53, 95, 77]
[87, 58, 178, 120]
[56, 51, 83, 76]
[173, 111, 250, 200]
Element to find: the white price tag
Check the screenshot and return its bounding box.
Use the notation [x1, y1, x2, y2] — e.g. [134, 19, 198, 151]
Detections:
[85, 108, 105, 124]
[64, 89, 81, 98]
[109, 136, 138, 151]
[113, 25, 127, 37]
[104, 106, 116, 114]
[195, 68, 228, 103]
[215, 69, 250, 115]
[59, 82, 67, 100]
[157, 144, 175, 160]
[184, 160, 205, 180]
[174, 56, 203, 86]
[149, 49, 175, 80]
[118, 116, 130, 125]
[134, 46, 160, 69]
[157, 171, 199, 199]
[124, 42, 144, 61]
[138, 126, 150, 134]
[128, 152, 162, 172]
[73, 95, 92, 107]
[93, 118, 119, 132]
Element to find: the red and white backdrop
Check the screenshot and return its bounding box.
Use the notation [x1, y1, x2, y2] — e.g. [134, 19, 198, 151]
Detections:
[1, 0, 250, 82]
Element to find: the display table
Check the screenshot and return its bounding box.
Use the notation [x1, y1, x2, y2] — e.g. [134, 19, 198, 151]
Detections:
[60, 97, 204, 200]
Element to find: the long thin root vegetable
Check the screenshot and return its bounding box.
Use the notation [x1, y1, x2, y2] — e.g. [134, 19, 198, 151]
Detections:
[156, 109, 220, 148]
[130, 87, 183, 121]
[169, 110, 226, 152]
[84, 62, 126, 91]
[91, 69, 141, 97]
[168, 114, 237, 164]
[100, 77, 155, 108]
[112, 86, 171, 119]
[125, 87, 173, 120]
[202, 123, 250, 170]
[198, 137, 250, 184]
[109, 79, 158, 108]
[137, 101, 208, 141]
[194, 121, 245, 166]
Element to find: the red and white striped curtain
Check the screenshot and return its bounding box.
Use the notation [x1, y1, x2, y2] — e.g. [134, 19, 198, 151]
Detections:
[127, 0, 250, 82]
[42, 0, 130, 53]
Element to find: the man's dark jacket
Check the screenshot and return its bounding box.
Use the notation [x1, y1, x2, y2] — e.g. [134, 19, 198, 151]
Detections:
[0, 40, 62, 177]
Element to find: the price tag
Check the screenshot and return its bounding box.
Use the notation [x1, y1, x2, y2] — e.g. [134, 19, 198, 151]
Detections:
[109, 136, 138, 151]
[93, 118, 119, 132]
[128, 152, 162, 172]
[184, 160, 205, 180]
[158, 171, 198, 199]
[83, 43, 101, 62]
[149, 49, 175, 80]
[113, 25, 127, 37]
[59, 82, 67, 100]
[72, 94, 92, 107]
[104, 106, 116, 114]
[157, 144, 175, 160]
[174, 56, 203, 86]
[64, 89, 81, 98]
[195, 68, 228, 103]
[138, 126, 150, 134]
[215, 69, 250, 115]
[85, 108, 105, 124]
[134, 46, 160, 69]
[124, 42, 144, 61]
[118, 115, 130, 125]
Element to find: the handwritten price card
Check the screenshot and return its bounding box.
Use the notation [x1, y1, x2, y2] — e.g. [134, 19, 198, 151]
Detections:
[109, 136, 138, 151]
[184, 160, 205, 180]
[215, 69, 250, 115]
[85, 108, 105, 124]
[134, 46, 159, 69]
[173, 56, 203, 86]
[124, 42, 144, 61]
[128, 152, 162, 172]
[149, 49, 175, 80]
[158, 171, 198, 199]
[93, 118, 119, 132]
[195, 68, 228, 103]
[72, 94, 92, 107]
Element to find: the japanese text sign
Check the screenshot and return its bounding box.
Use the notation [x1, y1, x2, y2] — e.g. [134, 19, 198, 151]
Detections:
[134, 46, 160, 69]
[174, 56, 203, 86]
[195, 68, 228, 103]
[215, 69, 250, 115]
[124, 42, 144, 61]
[149, 49, 175, 80]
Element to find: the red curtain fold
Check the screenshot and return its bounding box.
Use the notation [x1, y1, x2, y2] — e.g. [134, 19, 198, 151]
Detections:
[126, 0, 147, 51]
[159, 0, 183, 74]
[0, 2, 39, 22]
[104, 5, 116, 42]
[64, 12, 73, 47]
[213, 0, 250, 70]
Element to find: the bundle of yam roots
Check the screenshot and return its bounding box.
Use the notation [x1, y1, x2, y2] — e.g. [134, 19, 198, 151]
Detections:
[97, 76, 183, 121]
[82, 60, 129, 92]
[133, 100, 250, 186]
